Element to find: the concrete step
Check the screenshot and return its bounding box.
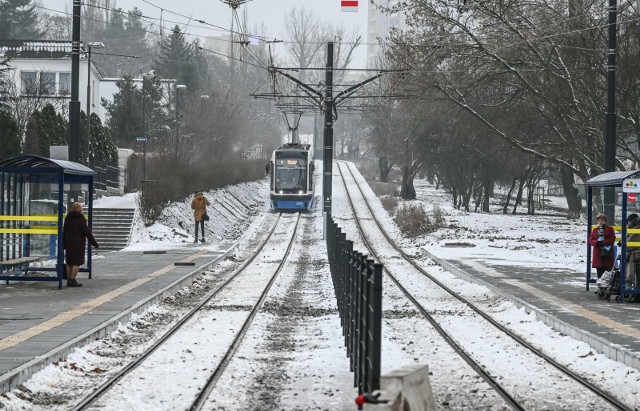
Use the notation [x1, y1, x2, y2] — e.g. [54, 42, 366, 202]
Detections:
[87, 208, 135, 251]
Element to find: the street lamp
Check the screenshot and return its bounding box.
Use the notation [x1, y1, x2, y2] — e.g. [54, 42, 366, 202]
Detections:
[85, 41, 104, 165]
[175, 84, 187, 160]
[142, 69, 157, 182]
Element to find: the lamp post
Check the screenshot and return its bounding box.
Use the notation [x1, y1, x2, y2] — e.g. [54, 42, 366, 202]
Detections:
[85, 41, 104, 165]
[604, 0, 618, 221]
[175, 84, 187, 160]
[141, 70, 157, 182]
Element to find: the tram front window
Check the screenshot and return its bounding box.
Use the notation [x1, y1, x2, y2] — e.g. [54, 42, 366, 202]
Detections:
[275, 158, 306, 192]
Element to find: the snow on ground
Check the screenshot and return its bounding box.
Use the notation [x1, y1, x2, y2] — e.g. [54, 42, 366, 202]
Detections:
[2, 166, 640, 410]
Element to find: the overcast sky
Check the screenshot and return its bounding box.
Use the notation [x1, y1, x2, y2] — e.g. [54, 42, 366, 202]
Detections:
[43, 0, 371, 67]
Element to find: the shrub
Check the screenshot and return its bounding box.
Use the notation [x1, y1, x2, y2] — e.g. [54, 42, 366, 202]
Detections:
[380, 195, 398, 212]
[137, 154, 266, 225]
[432, 203, 446, 229]
[369, 181, 398, 197]
[394, 203, 430, 238]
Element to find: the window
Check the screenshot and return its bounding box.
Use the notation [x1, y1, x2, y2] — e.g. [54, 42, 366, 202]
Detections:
[20, 71, 37, 95]
[40, 72, 56, 95]
[59, 72, 71, 95]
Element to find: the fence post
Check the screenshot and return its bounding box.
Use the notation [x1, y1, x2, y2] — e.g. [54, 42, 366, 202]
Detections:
[369, 262, 382, 391]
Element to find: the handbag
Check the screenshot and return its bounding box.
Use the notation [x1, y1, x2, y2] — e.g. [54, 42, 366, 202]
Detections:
[202, 214, 210, 221]
[600, 245, 612, 259]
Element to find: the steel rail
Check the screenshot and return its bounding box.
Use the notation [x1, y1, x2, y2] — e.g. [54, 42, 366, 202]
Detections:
[337, 160, 630, 411]
[335, 161, 524, 410]
[189, 212, 302, 410]
[70, 212, 296, 411]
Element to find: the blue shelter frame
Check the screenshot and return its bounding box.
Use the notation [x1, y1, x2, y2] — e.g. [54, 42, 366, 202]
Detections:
[0, 155, 96, 289]
[585, 170, 640, 301]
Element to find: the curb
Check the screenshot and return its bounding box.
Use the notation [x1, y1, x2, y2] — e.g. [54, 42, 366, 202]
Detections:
[0, 244, 237, 394]
[423, 248, 640, 370]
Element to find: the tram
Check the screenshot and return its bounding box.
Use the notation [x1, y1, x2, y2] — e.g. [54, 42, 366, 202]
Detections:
[269, 143, 314, 210]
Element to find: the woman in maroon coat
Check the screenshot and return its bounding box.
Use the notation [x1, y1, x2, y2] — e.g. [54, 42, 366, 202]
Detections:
[589, 213, 615, 279]
[63, 202, 99, 287]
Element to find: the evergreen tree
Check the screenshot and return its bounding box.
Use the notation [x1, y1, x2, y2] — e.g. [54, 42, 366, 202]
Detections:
[23, 104, 67, 156]
[103, 76, 167, 148]
[0, 0, 43, 40]
[0, 109, 21, 157]
[81, 112, 117, 165]
[102, 76, 143, 146]
[153, 26, 200, 92]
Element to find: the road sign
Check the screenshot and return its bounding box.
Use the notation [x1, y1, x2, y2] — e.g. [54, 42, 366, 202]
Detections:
[629, 193, 637, 203]
[136, 137, 146, 142]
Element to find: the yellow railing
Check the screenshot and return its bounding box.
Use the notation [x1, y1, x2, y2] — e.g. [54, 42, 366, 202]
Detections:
[0, 215, 62, 235]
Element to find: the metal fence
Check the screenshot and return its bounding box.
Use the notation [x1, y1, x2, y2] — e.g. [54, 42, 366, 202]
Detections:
[93, 163, 119, 193]
[326, 216, 382, 399]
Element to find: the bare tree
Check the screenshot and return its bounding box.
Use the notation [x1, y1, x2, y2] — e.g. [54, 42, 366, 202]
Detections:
[381, 0, 640, 217]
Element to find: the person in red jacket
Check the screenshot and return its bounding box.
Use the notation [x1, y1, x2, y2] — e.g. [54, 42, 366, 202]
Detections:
[589, 213, 615, 279]
[63, 202, 99, 287]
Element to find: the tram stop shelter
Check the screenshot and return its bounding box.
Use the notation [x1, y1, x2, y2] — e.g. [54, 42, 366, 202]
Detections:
[585, 170, 640, 302]
[0, 154, 96, 289]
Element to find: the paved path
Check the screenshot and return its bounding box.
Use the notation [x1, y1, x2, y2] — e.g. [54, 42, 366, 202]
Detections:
[0, 243, 236, 393]
[425, 249, 640, 369]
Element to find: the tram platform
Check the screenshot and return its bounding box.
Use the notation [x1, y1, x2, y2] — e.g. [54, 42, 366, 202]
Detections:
[0, 243, 236, 394]
[424, 248, 640, 370]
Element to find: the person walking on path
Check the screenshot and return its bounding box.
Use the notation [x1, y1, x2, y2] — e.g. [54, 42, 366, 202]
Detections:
[589, 213, 615, 279]
[63, 202, 99, 287]
[191, 191, 210, 243]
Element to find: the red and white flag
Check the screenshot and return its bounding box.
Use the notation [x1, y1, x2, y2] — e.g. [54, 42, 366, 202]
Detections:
[341, 0, 358, 12]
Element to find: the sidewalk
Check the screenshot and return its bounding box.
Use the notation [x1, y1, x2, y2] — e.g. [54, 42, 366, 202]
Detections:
[0, 242, 236, 393]
[424, 248, 640, 370]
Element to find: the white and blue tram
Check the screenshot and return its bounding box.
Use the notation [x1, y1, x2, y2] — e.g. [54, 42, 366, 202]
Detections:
[269, 143, 314, 210]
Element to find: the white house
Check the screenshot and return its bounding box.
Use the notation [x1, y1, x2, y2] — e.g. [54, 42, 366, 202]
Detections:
[0, 40, 103, 121]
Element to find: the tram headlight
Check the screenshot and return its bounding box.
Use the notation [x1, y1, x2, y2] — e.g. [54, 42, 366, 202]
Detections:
[298, 190, 304, 194]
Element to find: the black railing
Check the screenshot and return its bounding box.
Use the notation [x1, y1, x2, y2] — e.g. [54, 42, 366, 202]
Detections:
[93, 163, 119, 193]
[326, 217, 382, 400]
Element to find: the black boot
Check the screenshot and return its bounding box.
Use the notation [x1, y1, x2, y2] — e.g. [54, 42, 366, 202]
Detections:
[67, 279, 82, 287]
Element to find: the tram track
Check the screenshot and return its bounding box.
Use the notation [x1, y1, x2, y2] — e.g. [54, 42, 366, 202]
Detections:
[335, 160, 631, 411]
[69, 211, 302, 411]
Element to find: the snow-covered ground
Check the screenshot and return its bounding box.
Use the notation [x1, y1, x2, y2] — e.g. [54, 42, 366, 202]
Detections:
[2, 165, 640, 410]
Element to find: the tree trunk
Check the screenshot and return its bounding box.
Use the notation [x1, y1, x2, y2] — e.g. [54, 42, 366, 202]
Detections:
[400, 165, 417, 200]
[560, 165, 582, 219]
[482, 178, 492, 212]
[378, 156, 391, 182]
[503, 178, 517, 214]
[513, 179, 525, 214]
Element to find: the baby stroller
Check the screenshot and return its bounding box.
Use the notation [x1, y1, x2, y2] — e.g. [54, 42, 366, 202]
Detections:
[596, 254, 622, 302]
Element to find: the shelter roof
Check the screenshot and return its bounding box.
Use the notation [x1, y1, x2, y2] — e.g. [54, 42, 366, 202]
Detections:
[585, 170, 640, 187]
[0, 154, 96, 176]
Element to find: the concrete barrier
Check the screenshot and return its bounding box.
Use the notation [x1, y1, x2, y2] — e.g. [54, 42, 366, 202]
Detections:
[364, 364, 437, 411]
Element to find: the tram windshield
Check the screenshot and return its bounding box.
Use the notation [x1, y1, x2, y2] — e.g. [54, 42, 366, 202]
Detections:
[275, 157, 306, 191]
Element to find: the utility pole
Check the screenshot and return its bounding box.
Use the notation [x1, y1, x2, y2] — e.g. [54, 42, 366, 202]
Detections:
[257, 43, 386, 216]
[69, 0, 81, 163]
[85, 42, 104, 165]
[604, 0, 618, 222]
[323, 42, 334, 216]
